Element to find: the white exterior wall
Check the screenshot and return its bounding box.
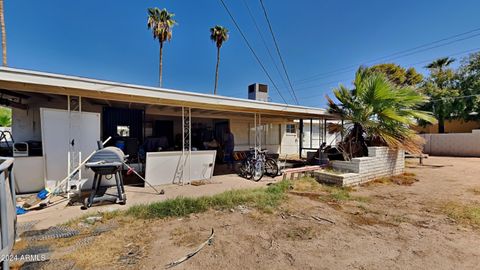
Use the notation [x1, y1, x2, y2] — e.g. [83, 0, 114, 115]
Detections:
[230, 119, 283, 154]
[279, 123, 300, 155]
[12, 106, 43, 142]
[12, 97, 102, 142]
[12, 95, 336, 158]
[300, 122, 339, 157]
[13, 103, 304, 156]
[230, 120, 331, 156]
[421, 130, 480, 157]
[315, 147, 405, 186]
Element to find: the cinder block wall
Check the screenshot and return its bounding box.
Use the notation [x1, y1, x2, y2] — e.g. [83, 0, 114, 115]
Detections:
[316, 146, 404, 186]
[421, 130, 480, 157]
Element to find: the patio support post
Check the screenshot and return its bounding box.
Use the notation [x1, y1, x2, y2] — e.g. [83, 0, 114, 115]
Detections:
[324, 119, 327, 145]
[67, 95, 70, 195]
[299, 119, 304, 158]
[78, 97, 82, 183]
[319, 118, 323, 145]
[259, 113, 262, 151]
[188, 107, 191, 184]
[182, 107, 184, 154]
[180, 106, 191, 185]
[310, 118, 313, 149]
[65, 95, 83, 198]
[254, 113, 257, 159]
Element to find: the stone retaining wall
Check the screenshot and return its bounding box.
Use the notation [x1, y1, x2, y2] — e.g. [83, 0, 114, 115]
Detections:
[315, 147, 404, 186]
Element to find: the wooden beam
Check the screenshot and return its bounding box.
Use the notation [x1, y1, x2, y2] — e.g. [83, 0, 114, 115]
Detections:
[0, 89, 30, 99]
[0, 98, 28, 110]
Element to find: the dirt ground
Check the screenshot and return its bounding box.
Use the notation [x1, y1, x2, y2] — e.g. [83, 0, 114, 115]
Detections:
[14, 156, 480, 270]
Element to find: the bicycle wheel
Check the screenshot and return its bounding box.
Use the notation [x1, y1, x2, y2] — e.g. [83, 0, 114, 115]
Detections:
[265, 158, 279, 177]
[240, 159, 253, 179]
[252, 159, 264, 182]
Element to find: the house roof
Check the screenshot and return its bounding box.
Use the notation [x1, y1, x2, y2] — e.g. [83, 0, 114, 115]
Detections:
[0, 67, 337, 119]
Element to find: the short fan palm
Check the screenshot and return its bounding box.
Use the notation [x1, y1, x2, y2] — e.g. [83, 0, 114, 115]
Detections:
[327, 67, 436, 160]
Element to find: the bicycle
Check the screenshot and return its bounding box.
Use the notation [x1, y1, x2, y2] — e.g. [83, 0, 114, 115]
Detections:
[239, 148, 279, 182]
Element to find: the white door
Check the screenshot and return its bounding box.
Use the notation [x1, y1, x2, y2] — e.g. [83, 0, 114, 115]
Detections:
[40, 108, 100, 188]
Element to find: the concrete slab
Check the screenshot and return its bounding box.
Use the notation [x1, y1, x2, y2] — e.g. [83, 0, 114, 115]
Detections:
[17, 174, 278, 230]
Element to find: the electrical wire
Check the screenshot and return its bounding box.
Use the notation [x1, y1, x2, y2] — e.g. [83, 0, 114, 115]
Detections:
[259, 0, 299, 104]
[242, 0, 289, 92]
[295, 26, 480, 85]
[218, 0, 288, 104]
[296, 47, 480, 100]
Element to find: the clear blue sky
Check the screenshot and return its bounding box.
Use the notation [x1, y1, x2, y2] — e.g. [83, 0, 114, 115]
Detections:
[4, 0, 480, 107]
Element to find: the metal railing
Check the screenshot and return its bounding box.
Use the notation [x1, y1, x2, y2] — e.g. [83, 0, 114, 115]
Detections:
[0, 157, 15, 269]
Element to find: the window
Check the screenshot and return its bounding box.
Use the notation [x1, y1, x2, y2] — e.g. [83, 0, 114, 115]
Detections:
[117, 125, 130, 137]
[286, 124, 296, 134]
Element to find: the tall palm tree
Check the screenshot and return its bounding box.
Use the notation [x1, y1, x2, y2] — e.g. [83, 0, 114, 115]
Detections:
[147, 7, 176, 87]
[0, 0, 7, 66]
[327, 67, 436, 159]
[424, 57, 456, 133]
[210, 25, 229, 95]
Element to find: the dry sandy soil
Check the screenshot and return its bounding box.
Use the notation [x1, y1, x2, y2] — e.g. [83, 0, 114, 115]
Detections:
[14, 156, 480, 270]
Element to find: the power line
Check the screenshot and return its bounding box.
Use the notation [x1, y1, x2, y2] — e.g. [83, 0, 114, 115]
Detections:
[218, 0, 288, 104]
[287, 79, 345, 93]
[295, 47, 480, 101]
[242, 0, 290, 95]
[258, 0, 299, 105]
[408, 47, 480, 67]
[360, 28, 480, 67]
[295, 28, 480, 85]
[295, 32, 480, 86]
[384, 32, 480, 63]
[294, 26, 480, 85]
[294, 47, 480, 97]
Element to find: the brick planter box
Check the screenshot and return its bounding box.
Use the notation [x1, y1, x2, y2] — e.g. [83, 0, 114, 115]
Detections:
[315, 147, 404, 186]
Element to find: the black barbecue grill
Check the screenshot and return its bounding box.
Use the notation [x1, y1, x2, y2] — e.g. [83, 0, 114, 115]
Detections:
[83, 146, 127, 208]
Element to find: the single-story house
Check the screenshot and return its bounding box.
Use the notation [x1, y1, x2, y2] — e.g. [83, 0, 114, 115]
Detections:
[0, 67, 338, 194]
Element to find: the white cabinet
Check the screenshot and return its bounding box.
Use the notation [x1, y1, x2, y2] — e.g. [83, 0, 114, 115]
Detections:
[40, 108, 100, 188]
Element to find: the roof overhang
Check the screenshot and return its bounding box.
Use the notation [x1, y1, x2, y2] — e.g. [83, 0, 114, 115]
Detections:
[0, 67, 338, 119]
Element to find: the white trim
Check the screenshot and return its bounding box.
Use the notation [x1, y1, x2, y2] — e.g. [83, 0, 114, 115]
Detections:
[0, 67, 335, 118]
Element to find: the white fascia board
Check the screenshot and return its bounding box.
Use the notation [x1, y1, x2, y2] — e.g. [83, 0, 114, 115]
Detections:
[0, 67, 333, 118]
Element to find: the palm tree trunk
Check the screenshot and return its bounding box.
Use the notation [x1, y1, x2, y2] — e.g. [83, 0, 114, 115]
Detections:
[438, 116, 445, 133]
[0, 0, 7, 66]
[159, 41, 164, 87]
[214, 46, 220, 95]
[437, 101, 445, 133]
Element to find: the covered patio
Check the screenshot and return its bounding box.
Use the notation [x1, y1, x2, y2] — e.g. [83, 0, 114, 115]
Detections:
[0, 67, 338, 196]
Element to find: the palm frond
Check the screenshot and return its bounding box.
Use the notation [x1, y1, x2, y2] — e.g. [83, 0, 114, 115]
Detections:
[327, 67, 436, 157]
[210, 25, 229, 48]
[147, 7, 176, 43]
